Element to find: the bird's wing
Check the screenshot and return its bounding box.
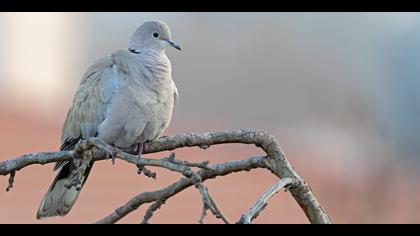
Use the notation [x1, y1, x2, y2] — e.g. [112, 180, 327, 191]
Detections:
[55, 55, 120, 171]
[172, 79, 179, 105]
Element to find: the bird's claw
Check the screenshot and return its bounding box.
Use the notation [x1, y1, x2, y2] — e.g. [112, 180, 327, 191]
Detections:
[138, 142, 147, 159]
[106, 150, 116, 165]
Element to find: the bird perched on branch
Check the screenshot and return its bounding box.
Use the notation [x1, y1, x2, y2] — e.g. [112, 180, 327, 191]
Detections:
[36, 20, 181, 219]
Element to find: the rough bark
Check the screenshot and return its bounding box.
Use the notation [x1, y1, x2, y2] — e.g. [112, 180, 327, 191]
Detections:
[0, 129, 332, 224]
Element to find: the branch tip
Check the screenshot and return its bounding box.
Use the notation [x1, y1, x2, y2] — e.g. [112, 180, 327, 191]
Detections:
[5, 171, 16, 192]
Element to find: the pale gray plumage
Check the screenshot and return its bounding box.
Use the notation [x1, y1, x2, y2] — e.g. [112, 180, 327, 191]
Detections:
[37, 20, 180, 219]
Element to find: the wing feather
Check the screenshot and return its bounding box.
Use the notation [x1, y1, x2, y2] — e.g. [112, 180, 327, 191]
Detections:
[55, 54, 122, 170]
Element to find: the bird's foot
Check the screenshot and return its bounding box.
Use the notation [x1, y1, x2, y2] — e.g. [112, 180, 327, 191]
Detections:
[136, 142, 156, 178]
[137, 142, 147, 159]
[106, 153, 116, 165]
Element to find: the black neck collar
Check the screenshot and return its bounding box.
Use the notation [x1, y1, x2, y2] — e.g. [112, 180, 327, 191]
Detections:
[128, 48, 140, 54]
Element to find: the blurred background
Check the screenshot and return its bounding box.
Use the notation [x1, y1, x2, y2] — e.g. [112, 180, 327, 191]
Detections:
[0, 12, 419, 224]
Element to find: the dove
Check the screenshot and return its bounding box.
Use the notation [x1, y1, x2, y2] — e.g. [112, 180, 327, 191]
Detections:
[36, 20, 181, 219]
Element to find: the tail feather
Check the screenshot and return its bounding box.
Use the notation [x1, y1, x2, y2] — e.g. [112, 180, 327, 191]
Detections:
[36, 161, 93, 220]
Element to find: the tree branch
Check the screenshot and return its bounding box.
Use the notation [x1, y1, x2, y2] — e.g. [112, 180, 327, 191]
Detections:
[206, 189, 230, 224]
[237, 177, 295, 224]
[95, 156, 269, 224]
[0, 129, 332, 224]
[140, 199, 165, 224]
[5, 171, 16, 192]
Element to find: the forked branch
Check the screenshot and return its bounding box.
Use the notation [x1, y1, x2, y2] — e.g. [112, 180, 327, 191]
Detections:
[237, 178, 295, 224]
[0, 129, 332, 224]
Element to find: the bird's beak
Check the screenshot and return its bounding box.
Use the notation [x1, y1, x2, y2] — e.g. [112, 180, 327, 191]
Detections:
[167, 40, 181, 51]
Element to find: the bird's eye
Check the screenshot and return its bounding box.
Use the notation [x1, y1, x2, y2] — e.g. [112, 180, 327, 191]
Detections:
[153, 32, 159, 38]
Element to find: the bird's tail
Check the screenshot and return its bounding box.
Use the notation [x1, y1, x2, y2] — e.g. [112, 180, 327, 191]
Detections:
[36, 161, 93, 220]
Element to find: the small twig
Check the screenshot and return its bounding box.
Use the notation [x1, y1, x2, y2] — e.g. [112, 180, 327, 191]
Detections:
[195, 184, 213, 224]
[140, 199, 166, 224]
[237, 178, 295, 224]
[163, 153, 214, 170]
[137, 164, 157, 179]
[199, 204, 208, 224]
[208, 193, 229, 224]
[190, 172, 229, 224]
[5, 171, 16, 192]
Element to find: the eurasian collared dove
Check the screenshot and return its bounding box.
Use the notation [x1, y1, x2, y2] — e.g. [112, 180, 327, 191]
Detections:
[36, 20, 181, 219]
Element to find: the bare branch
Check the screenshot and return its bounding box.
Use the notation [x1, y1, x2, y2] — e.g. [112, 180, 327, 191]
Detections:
[190, 172, 229, 224]
[207, 190, 229, 224]
[199, 204, 208, 224]
[88, 139, 229, 223]
[0, 151, 73, 175]
[237, 177, 295, 224]
[1, 129, 332, 224]
[95, 156, 269, 224]
[136, 164, 157, 179]
[163, 153, 213, 170]
[5, 171, 16, 192]
[140, 199, 166, 224]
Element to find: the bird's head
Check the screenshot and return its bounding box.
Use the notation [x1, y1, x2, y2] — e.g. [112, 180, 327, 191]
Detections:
[129, 20, 181, 53]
